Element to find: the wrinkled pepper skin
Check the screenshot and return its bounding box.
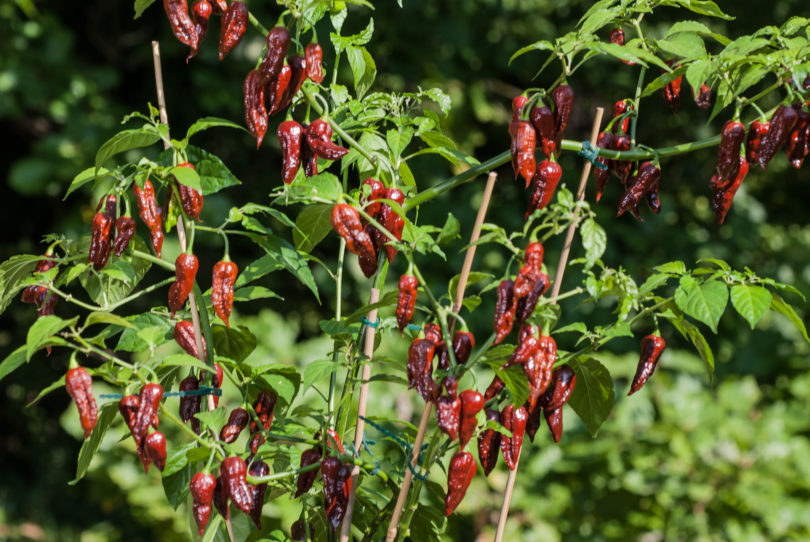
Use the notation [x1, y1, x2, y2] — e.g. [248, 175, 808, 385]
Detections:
[113, 216, 136, 256]
[445, 451, 477, 516]
[132, 383, 163, 446]
[525, 400, 543, 442]
[306, 119, 349, 161]
[133, 180, 164, 257]
[267, 65, 292, 116]
[628, 334, 667, 395]
[305, 43, 324, 83]
[609, 27, 625, 45]
[424, 323, 443, 345]
[220, 407, 249, 443]
[612, 100, 632, 134]
[144, 431, 167, 472]
[458, 389, 484, 448]
[187, 0, 211, 61]
[493, 279, 516, 344]
[525, 334, 556, 411]
[164, 0, 198, 50]
[360, 177, 385, 223]
[168, 253, 198, 317]
[514, 262, 544, 299]
[452, 331, 475, 365]
[190, 472, 216, 535]
[510, 120, 536, 187]
[249, 390, 277, 454]
[295, 447, 323, 497]
[243, 69, 268, 149]
[174, 320, 208, 359]
[436, 395, 462, 440]
[212, 363, 223, 408]
[217, 1, 248, 60]
[65, 367, 98, 438]
[552, 84, 574, 140]
[617, 161, 661, 220]
[544, 407, 564, 443]
[515, 272, 550, 326]
[716, 120, 746, 179]
[213, 476, 229, 519]
[499, 404, 528, 470]
[221, 456, 253, 515]
[280, 55, 308, 110]
[376, 188, 405, 263]
[176, 162, 203, 220]
[593, 131, 614, 202]
[542, 365, 577, 411]
[646, 182, 662, 215]
[396, 275, 418, 334]
[331, 204, 377, 275]
[509, 95, 528, 137]
[477, 409, 501, 475]
[711, 155, 749, 224]
[695, 83, 712, 109]
[506, 324, 539, 368]
[120, 394, 153, 469]
[525, 159, 563, 217]
[212, 260, 238, 327]
[610, 133, 633, 184]
[530, 105, 557, 157]
[757, 104, 798, 169]
[277, 120, 304, 185]
[258, 26, 291, 86]
[321, 456, 352, 530]
[21, 256, 58, 320]
[179, 375, 201, 434]
[248, 460, 270, 529]
[662, 62, 682, 114]
[407, 338, 438, 402]
[786, 110, 810, 169]
[89, 211, 112, 270]
[484, 376, 505, 402]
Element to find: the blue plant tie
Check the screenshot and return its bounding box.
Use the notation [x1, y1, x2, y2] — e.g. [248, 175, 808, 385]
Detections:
[359, 416, 429, 481]
[406, 323, 421, 332]
[361, 316, 379, 328]
[579, 140, 608, 169]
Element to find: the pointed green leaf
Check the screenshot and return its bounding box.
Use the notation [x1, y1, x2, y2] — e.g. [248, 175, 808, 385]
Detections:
[568, 357, 615, 437]
[674, 277, 728, 332]
[293, 204, 334, 253]
[95, 129, 160, 169]
[70, 403, 117, 484]
[26, 315, 79, 361]
[730, 285, 771, 330]
[770, 294, 810, 343]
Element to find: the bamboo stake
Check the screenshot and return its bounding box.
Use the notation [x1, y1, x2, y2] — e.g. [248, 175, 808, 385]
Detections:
[339, 287, 380, 541]
[386, 171, 499, 542]
[493, 108, 605, 542]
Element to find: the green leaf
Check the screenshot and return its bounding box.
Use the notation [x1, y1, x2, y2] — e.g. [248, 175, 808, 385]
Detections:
[293, 204, 334, 253]
[289, 172, 342, 202]
[424, 88, 452, 116]
[554, 322, 588, 335]
[185, 117, 246, 140]
[26, 315, 79, 361]
[580, 218, 606, 267]
[673, 0, 734, 20]
[162, 443, 195, 509]
[436, 214, 460, 245]
[95, 129, 160, 169]
[302, 359, 335, 391]
[256, 365, 300, 405]
[159, 353, 211, 373]
[133, 0, 156, 19]
[116, 312, 172, 352]
[233, 286, 281, 302]
[674, 277, 729, 333]
[346, 45, 376, 99]
[729, 285, 771, 330]
[770, 294, 810, 343]
[80, 236, 152, 305]
[386, 127, 414, 158]
[665, 20, 731, 45]
[509, 40, 554, 64]
[494, 365, 530, 407]
[398, 160, 416, 187]
[169, 164, 201, 191]
[0, 345, 27, 384]
[655, 260, 686, 275]
[252, 235, 319, 301]
[656, 33, 706, 60]
[663, 312, 715, 378]
[639, 273, 671, 297]
[568, 357, 615, 437]
[70, 403, 117, 484]
[64, 167, 111, 200]
[84, 311, 136, 330]
[0, 254, 40, 316]
[212, 325, 257, 363]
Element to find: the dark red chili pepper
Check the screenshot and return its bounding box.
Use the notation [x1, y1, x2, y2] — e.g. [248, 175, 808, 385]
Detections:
[213, 476, 229, 519]
[175, 162, 203, 219]
[617, 161, 661, 220]
[493, 279, 516, 344]
[716, 120, 746, 179]
[711, 156, 749, 224]
[694, 83, 712, 109]
[331, 204, 377, 275]
[445, 451, 476, 516]
[525, 400, 542, 442]
[88, 211, 112, 271]
[220, 407, 249, 443]
[436, 395, 461, 440]
[662, 62, 682, 114]
[628, 334, 667, 395]
[477, 409, 501, 475]
[505, 323, 539, 369]
[168, 253, 198, 317]
[132, 383, 163, 446]
[112, 216, 136, 256]
[291, 518, 309, 540]
[529, 105, 556, 158]
[321, 456, 352, 530]
[301, 129, 319, 178]
[525, 334, 556, 411]
[281, 55, 309, 110]
[174, 320, 208, 359]
[525, 159, 563, 216]
[396, 275, 418, 334]
[593, 131, 614, 202]
[758, 105, 798, 169]
[243, 69, 268, 149]
[258, 26, 291, 86]
[514, 272, 550, 326]
[212, 260, 238, 327]
[221, 456, 253, 515]
[190, 472, 216, 535]
[543, 407, 564, 443]
[458, 389, 484, 447]
[452, 331, 475, 365]
[248, 390, 277, 454]
[120, 394, 152, 469]
[144, 431, 167, 472]
[484, 376, 505, 402]
[552, 84, 574, 140]
[187, 0, 211, 60]
[510, 95, 528, 138]
[360, 177, 385, 225]
[612, 100, 632, 135]
[645, 180, 661, 215]
[609, 27, 625, 45]
[295, 447, 323, 497]
[610, 134, 633, 185]
[424, 323, 442, 345]
[511, 120, 536, 187]
[248, 460, 270, 528]
[65, 367, 97, 438]
[277, 120, 304, 185]
[306, 119, 349, 161]
[179, 375, 202, 434]
[133, 180, 164, 257]
[164, 0, 198, 51]
[514, 262, 545, 301]
[267, 65, 292, 116]
[499, 404, 528, 470]
[21, 256, 58, 322]
[746, 120, 770, 164]
[305, 43, 324, 83]
[407, 338, 438, 402]
[212, 363, 223, 408]
[217, 1, 248, 60]
[786, 110, 810, 169]
[375, 188, 405, 263]
[542, 365, 576, 411]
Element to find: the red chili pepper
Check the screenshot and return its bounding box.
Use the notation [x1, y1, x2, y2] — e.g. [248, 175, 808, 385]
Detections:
[306, 119, 350, 161]
[646, 180, 661, 215]
[179, 375, 202, 434]
[212, 260, 238, 327]
[217, 1, 248, 60]
[745, 120, 770, 164]
[628, 334, 667, 395]
[396, 275, 418, 334]
[525, 400, 542, 443]
[89, 211, 112, 270]
[190, 472, 216, 535]
[209, 0, 226, 12]
[174, 320, 208, 359]
[477, 409, 501, 475]
[445, 451, 476, 516]
[163, 0, 198, 52]
[143, 431, 167, 472]
[530, 105, 557, 158]
[213, 476, 229, 519]
[612, 100, 632, 135]
[662, 61, 682, 114]
[407, 338, 438, 402]
[509, 95, 529, 138]
[295, 447, 323, 497]
[617, 161, 661, 220]
[301, 127, 318, 178]
[514, 262, 545, 301]
[436, 395, 461, 440]
[552, 84, 574, 141]
[133, 180, 164, 257]
[511, 120, 536, 187]
[65, 367, 97, 438]
[757, 104, 798, 169]
[525, 334, 556, 411]
[175, 163, 203, 220]
[132, 383, 163, 446]
[525, 159, 563, 216]
[119, 394, 152, 469]
[321, 456, 352, 530]
[168, 253, 198, 317]
[458, 389, 484, 447]
[221, 456, 253, 515]
[452, 331, 475, 365]
[493, 279, 516, 344]
[248, 460, 270, 528]
[291, 518, 308, 540]
[375, 188, 405, 263]
[331, 204, 377, 276]
[499, 404, 528, 470]
[267, 65, 292, 116]
[248, 390, 277, 454]
[212, 363, 223, 408]
[423, 323, 442, 345]
[243, 69, 268, 149]
[786, 109, 810, 169]
[258, 26, 291, 86]
[220, 407, 249, 443]
[305, 43, 324, 83]
[112, 216, 136, 256]
[484, 376, 505, 402]
[609, 27, 625, 45]
[277, 120, 304, 185]
[360, 177, 385, 225]
[711, 155, 749, 224]
[694, 83, 712, 109]
[281, 55, 309, 110]
[593, 131, 615, 202]
[505, 323, 539, 368]
[610, 133, 633, 185]
[716, 120, 746, 179]
[187, 0, 211, 60]
[541, 364, 577, 411]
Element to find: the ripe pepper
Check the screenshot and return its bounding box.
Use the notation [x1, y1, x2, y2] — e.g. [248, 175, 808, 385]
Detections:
[360, 177, 385, 224]
[258, 26, 291, 86]
[277, 120, 304, 185]
[452, 331, 475, 365]
[112, 216, 136, 256]
[458, 389, 484, 448]
[89, 211, 112, 270]
[295, 447, 323, 497]
[423, 323, 443, 345]
[331, 204, 377, 275]
[187, 0, 211, 60]
[484, 376, 505, 402]
[646, 180, 661, 214]
[213, 476, 229, 519]
[525, 334, 556, 412]
[493, 279, 516, 344]
[248, 460, 270, 528]
[628, 334, 666, 395]
[133, 180, 164, 257]
[375, 188, 405, 263]
[711, 155, 749, 224]
[163, 0, 198, 51]
[477, 409, 501, 476]
[716, 120, 746, 179]
[541, 365, 577, 411]
[407, 338, 438, 402]
[21, 256, 59, 322]
[143, 431, 167, 471]
[516, 272, 550, 327]
[248, 390, 277, 454]
[119, 394, 152, 469]
[291, 518, 308, 540]
[179, 375, 202, 434]
[220, 407, 249, 443]
[65, 367, 98, 438]
[396, 275, 418, 334]
[786, 109, 810, 169]
[174, 320, 208, 359]
[436, 395, 461, 440]
[757, 105, 798, 169]
[212, 363, 223, 408]
[243, 69, 268, 149]
[609, 27, 625, 46]
[321, 456, 352, 530]
[445, 451, 476, 516]
[530, 105, 557, 157]
[217, 1, 248, 60]
[176, 162, 203, 220]
[221, 456, 253, 515]
[306, 119, 350, 161]
[694, 83, 712, 109]
[525, 159, 563, 216]
[514, 257, 545, 300]
[212, 259, 238, 327]
[168, 253, 198, 317]
[617, 161, 661, 220]
[505, 324, 539, 368]
[612, 100, 632, 134]
[281, 55, 309, 110]
[209, 0, 226, 12]
[305, 43, 324, 83]
[662, 61, 682, 114]
[509, 95, 528, 137]
[132, 383, 163, 446]
[593, 131, 614, 202]
[552, 84, 574, 141]
[300, 128, 318, 178]
[543, 407, 564, 443]
[510, 120, 536, 187]
[267, 65, 292, 116]
[499, 404, 528, 470]
[525, 400, 543, 442]
[190, 471, 216, 535]
[610, 133, 633, 184]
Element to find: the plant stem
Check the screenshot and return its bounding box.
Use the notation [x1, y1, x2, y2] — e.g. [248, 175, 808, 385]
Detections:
[131, 249, 174, 271]
[631, 65, 646, 148]
[327, 238, 346, 428]
[301, 86, 377, 165]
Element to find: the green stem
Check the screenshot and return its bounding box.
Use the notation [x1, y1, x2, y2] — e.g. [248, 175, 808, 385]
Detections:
[131, 249, 174, 271]
[191, 282, 215, 367]
[630, 65, 646, 148]
[327, 238, 346, 429]
[301, 86, 377, 165]
[248, 12, 269, 36]
[45, 285, 104, 312]
[159, 404, 220, 453]
[70, 336, 136, 372]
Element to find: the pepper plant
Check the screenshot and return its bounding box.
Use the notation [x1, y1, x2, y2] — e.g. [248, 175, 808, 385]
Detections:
[1, 0, 809, 540]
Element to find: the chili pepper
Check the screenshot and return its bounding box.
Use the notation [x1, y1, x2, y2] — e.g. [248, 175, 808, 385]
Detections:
[258, 26, 291, 86]
[360, 177, 385, 224]
[305, 43, 324, 83]
[150, 211, 164, 258]
[221, 456, 253, 515]
[243, 69, 268, 149]
[525, 400, 542, 442]
[514, 261, 544, 300]
[525, 334, 556, 411]
[396, 275, 418, 334]
[628, 334, 667, 395]
[144, 431, 167, 471]
[331, 204, 377, 274]
[617, 161, 661, 220]
[646, 180, 661, 215]
[295, 448, 323, 497]
[662, 61, 682, 114]
[291, 519, 308, 540]
[610, 134, 633, 184]
[436, 395, 461, 440]
[786, 110, 810, 169]
[711, 156, 749, 224]
[21, 256, 57, 303]
[132, 383, 163, 446]
[445, 451, 476, 516]
[212, 363, 223, 408]
[175, 162, 203, 220]
[277, 120, 304, 185]
[281, 55, 309, 110]
[306, 119, 350, 161]
[552, 84, 574, 140]
[612, 100, 632, 134]
[21, 257, 58, 320]
[65, 367, 97, 438]
[484, 376, 505, 402]
[493, 279, 516, 344]
[217, 1, 248, 60]
[267, 65, 292, 116]
[213, 476, 229, 519]
[174, 320, 208, 359]
[375, 188, 405, 263]
[746, 120, 770, 164]
[407, 338, 438, 402]
[179, 375, 202, 434]
[190, 472, 216, 535]
[504, 323, 539, 369]
[168, 253, 198, 317]
[321, 456, 352, 530]
[525, 159, 563, 216]
[514, 273, 550, 326]
[543, 406, 564, 443]
[593, 131, 614, 202]
[716, 120, 746, 179]
[88, 211, 112, 271]
[133, 180, 164, 257]
[220, 407, 249, 443]
[499, 404, 528, 470]
[187, 0, 211, 60]
[212, 260, 238, 327]
[119, 394, 152, 469]
[300, 129, 319, 178]
[477, 409, 501, 475]
[424, 323, 443, 345]
[452, 331, 475, 365]
[249, 390, 277, 454]
[435, 341, 450, 372]
[530, 105, 557, 157]
[758, 104, 799, 169]
[248, 460, 270, 529]
[694, 83, 712, 109]
[542, 365, 576, 411]
[609, 27, 625, 45]
[210, 0, 226, 12]
[458, 389, 484, 447]
[112, 216, 136, 256]
[164, 0, 198, 51]
[509, 95, 529, 137]
[510, 120, 536, 187]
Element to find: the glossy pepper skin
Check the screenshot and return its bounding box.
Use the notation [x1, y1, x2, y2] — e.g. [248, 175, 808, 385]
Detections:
[295, 448, 323, 497]
[258, 26, 291, 86]
[396, 275, 418, 333]
[477, 409, 501, 476]
[176, 162, 203, 220]
[493, 279, 516, 344]
[306, 119, 349, 161]
[220, 407, 249, 443]
[331, 204, 377, 276]
[89, 211, 112, 270]
[436, 395, 461, 440]
[267, 65, 292, 116]
[248, 460, 270, 529]
[525, 159, 563, 217]
[609, 27, 625, 45]
[610, 133, 633, 184]
[662, 62, 682, 114]
[617, 162, 661, 220]
[628, 334, 667, 395]
[499, 404, 528, 470]
[452, 331, 475, 365]
[300, 127, 318, 178]
[552, 84, 574, 140]
[65, 367, 98, 438]
[612, 100, 632, 134]
[458, 389, 484, 448]
[786, 109, 810, 169]
[541, 366, 576, 442]
[717, 120, 747, 179]
[221, 456, 253, 515]
[164, 0, 198, 51]
[321, 456, 352, 530]
[217, 1, 248, 60]
[758, 105, 798, 169]
[376, 188, 405, 263]
[133, 180, 164, 257]
[144, 431, 167, 472]
[243, 70, 268, 149]
[212, 260, 238, 327]
[168, 253, 198, 317]
[711, 155, 749, 224]
[407, 338, 438, 402]
[530, 105, 557, 158]
[190, 472, 216, 535]
[174, 320, 208, 359]
[249, 390, 277, 454]
[213, 476, 229, 519]
[360, 177, 385, 223]
[21, 256, 58, 320]
[424, 323, 443, 345]
[484, 376, 505, 401]
[305, 43, 324, 83]
[445, 451, 476, 516]
[281, 55, 309, 110]
[593, 131, 614, 202]
[511, 120, 536, 187]
[516, 272, 550, 327]
[695, 83, 712, 109]
[509, 95, 528, 137]
[179, 375, 201, 434]
[113, 216, 136, 256]
[277, 120, 304, 185]
[187, 0, 211, 61]
[132, 383, 163, 446]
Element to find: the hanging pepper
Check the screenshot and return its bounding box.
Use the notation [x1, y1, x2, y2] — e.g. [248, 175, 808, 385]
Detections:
[593, 131, 614, 202]
[499, 404, 528, 470]
[711, 155, 749, 224]
[212, 260, 238, 327]
[187, 0, 211, 60]
[168, 253, 199, 317]
[493, 279, 516, 344]
[509, 95, 528, 137]
[281, 55, 309, 109]
[134, 180, 164, 257]
[220, 407, 249, 443]
[530, 105, 557, 157]
[221, 456, 253, 515]
[143, 431, 167, 472]
[258, 26, 291, 86]
[396, 275, 418, 334]
[190, 471, 216, 535]
[477, 409, 501, 476]
[694, 83, 712, 109]
[407, 338, 438, 402]
[248, 460, 270, 528]
[746, 120, 770, 164]
[552, 84, 574, 142]
[525, 400, 543, 442]
[505, 324, 539, 368]
[510, 120, 536, 187]
[484, 376, 505, 401]
[212, 363, 223, 408]
[542, 364, 576, 410]
[786, 109, 810, 169]
[525, 159, 563, 217]
[610, 134, 633, 184]
[452, 331, 475, 365]
[445, 451, 476, 516]
[179, 375, 201, 434]
[267, 65, 292, 116]
[132, 383, 163, 446]
[609, 27, 625, 45]
[424, 323, 443, 345]
[646, 180, 661, 214]
[164, 0, 198, 51]
[217, 1, 248, 60]
[305, 43, 324, 83]
[306, 119, 350, 161]
[375, 188, 405, 263]
[291, 518, 309, 540]
[210, 0, 226, 13]
[277, 120, 304, 185]
[628, 334, 667, 395]
[514, 246, 546, 299]
[295, 447, 323, 497]
[243, 69, 268, 149]
[716, 120, 746, 179]
[174, 320, 207, 360]
[612, 100, 632, 134]
[65, 366, 98, 438]
[757, 105, 798, 169]
[525, 334, 556, 411]
[321, 456, 352, 530]
[21, 256, 58, 320]
[458, 389, 484, 448]
[662, 61, 682, 114]
[331, 204, 377, 275]
[213, 476, 229, 519]
[113, 216, 136, 256]
[617, 161, 661, 220]
[120, 395, 152, 469]
[88, 211, 112, 271]
[175, 162, 203, 220]
[436, 395, 461, 440]
[360, 177, 385, 225]
[248, 390, 277, 454]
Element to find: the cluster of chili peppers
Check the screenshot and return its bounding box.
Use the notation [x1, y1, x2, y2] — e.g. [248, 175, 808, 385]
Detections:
[20, 252, 59, 320]
[293, 430, 352, 530]
[276, 117, 349, 182]
[120, 382, 167, 473]
[163, 0, 248, 62]
[493, 242, 549, 344]
[330, 201, 382, 278]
